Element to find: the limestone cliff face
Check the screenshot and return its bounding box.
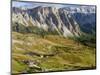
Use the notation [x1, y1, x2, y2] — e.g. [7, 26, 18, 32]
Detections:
[12, 6, 96, 37]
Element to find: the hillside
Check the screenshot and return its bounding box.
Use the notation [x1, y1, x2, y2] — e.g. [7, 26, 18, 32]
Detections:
[12, 2, 96, 74]
[12, 32, 96, 74]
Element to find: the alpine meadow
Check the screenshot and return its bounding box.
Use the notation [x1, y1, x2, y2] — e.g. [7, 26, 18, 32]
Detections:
[12, 1, 96, 74]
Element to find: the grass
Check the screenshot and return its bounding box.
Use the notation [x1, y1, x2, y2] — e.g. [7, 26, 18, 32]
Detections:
[12, 59, 28, 73]
[12, 32, 96, 74]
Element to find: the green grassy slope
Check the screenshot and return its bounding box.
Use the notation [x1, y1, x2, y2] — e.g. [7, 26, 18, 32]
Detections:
[12, 32, 96, 74]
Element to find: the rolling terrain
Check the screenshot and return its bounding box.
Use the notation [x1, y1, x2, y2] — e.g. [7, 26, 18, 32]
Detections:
[12, 3, 96, 74]
[12, 32, 96, 73]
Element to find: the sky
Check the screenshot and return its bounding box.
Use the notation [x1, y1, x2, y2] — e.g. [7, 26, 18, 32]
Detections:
[12, 1, 70, 8]
[12, 1, 95, 9]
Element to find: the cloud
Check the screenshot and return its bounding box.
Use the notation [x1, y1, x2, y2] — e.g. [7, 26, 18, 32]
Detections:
[12, 1, 95, 9]
[12, 1, 66, 8]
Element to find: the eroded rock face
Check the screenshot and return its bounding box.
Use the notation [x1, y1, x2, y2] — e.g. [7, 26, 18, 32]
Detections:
[12, 6, 96, 37]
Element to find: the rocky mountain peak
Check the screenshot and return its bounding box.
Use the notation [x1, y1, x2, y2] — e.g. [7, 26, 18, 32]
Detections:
[12, 6, 95, 37]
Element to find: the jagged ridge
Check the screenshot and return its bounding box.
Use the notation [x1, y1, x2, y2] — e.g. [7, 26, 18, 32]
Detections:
[12, 6, 95, 37]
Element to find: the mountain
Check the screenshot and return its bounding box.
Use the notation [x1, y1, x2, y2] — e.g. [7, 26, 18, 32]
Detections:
[71, 13, 96, 34]
[64, 6, 96, 33]
[63, 6, 95, 13]
[12, 5, 96, 74]
[12, 6, 96, 37]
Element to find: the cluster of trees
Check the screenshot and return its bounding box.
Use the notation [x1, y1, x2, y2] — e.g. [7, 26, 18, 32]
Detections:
[12, 23, 59, 38]
[73, 33, 96, 48]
